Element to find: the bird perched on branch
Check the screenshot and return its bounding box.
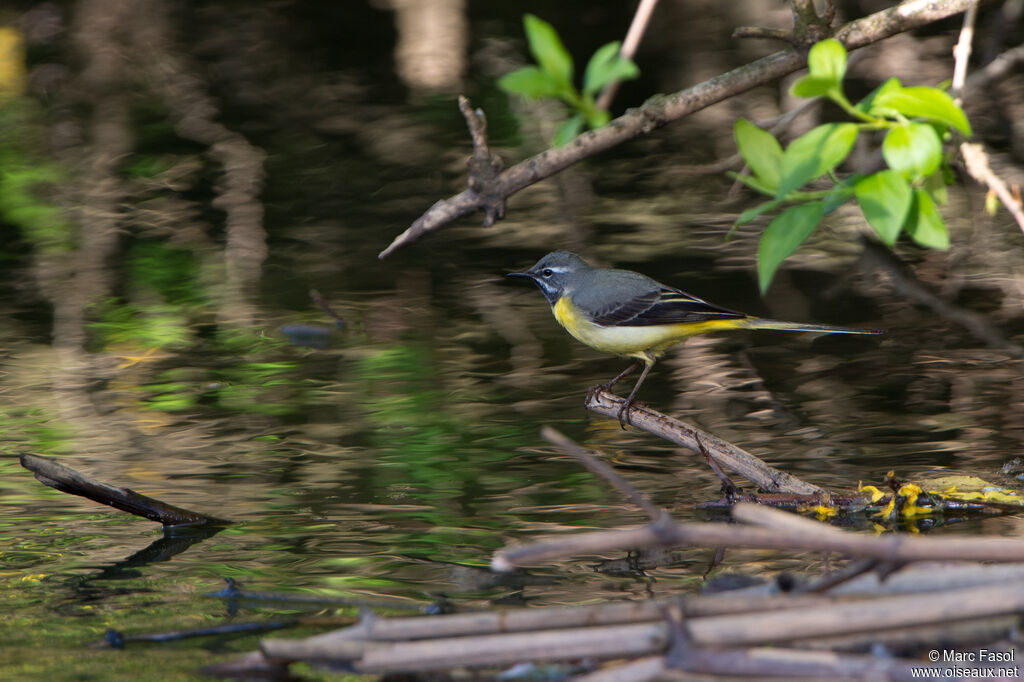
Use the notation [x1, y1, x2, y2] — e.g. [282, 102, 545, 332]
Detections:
[509, 250, 881, 427]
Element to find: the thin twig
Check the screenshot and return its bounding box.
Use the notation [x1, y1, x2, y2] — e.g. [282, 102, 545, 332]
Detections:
[961, 142, 1024, 233]
[732, 27, 796, 42]
[595, 0, 659, 111]
[950, 0, 977, 101]
[457, 95, 505, 226]
[540, 426, 665, 521]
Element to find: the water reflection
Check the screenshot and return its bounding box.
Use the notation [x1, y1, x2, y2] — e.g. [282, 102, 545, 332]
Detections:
[1, 0, 1023, 678]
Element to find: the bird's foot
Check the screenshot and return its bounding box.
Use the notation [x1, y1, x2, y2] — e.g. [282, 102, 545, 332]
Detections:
[587, 383, 612, 404]
[616, 397, 649, 428]
[616, 398, 636, 429]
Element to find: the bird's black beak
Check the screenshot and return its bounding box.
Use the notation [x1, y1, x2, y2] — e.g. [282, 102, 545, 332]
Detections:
[506, 271, 533, 280]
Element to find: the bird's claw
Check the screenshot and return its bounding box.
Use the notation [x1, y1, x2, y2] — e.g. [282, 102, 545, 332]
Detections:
[616, 399, 635, 429]
[586, 383, 611, 404]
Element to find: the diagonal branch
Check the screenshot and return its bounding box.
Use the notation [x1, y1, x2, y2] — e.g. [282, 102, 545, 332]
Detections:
[586, 388, 826, 496]
[379, 0, 979, 258]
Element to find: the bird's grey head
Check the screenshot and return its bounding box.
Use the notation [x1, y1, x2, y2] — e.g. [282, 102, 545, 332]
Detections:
[508, 250, 591, 306]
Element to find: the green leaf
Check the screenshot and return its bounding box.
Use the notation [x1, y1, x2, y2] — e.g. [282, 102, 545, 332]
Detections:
[553, 114, 585, 146]
[777, 123, 858, 198]
[872, 85, 972, 136]
[791, 76, 838, 99]
[855, 170, 912, 246]
[728, 171, 778, 197]
[906, 189, 949, 250]
[855, 77, 902, 115]
[584, 42, 621, 94]
[807, 38, 846, 84]
[757, 202, 826, 293]
[498, 66, 565, 98]
[734, 119, 783, 191]
[583, 41, 639, 95]
[791, 40, 846, 101]
[882, 123, 942, 179]
[523, 14, 574, 87]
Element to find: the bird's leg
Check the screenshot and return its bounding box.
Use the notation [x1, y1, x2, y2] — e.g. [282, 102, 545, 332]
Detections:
[617, 358, 655, 428]
[606, 360, 643, 390]
[587, 360, 642, 403]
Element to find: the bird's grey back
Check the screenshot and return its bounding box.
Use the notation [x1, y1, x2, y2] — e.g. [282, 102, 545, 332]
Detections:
[569, 267, 660, 311]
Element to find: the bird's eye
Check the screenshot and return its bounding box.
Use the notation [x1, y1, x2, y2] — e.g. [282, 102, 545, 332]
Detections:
[541, 268, 554, 277]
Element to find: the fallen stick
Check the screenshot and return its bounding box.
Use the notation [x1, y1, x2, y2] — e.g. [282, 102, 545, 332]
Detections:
[585, 389, 825, 495]
[258, 580, 1024, 672]
[260, 592, 832, 652]
[235, 561, 1024, 676]
[688, 580, 1024, 647]
[20, 453, 227, 527]
[263, 622, 668, 672]
[493, 504, 1024, 571]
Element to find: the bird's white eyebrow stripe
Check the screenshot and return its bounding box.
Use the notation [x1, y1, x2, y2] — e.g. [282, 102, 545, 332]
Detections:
[542, 266, 569, 273]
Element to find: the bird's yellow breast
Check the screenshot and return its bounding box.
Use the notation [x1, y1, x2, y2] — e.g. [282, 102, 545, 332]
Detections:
[552, 296, 744, 360]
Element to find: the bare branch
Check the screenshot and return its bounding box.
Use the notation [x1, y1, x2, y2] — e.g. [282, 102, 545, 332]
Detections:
[492, 503, 1024, 572]
[961, 143, 1024, 233]
[379, 0, 978, 258]
[586, 388, 826, 495]
[257, 578, 1024, 673]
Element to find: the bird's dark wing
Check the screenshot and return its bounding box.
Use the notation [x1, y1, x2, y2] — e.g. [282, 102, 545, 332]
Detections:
[591, 286, 747, 327]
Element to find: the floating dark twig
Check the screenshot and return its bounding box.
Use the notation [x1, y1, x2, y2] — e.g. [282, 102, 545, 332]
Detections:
[20, 453, 228, 527]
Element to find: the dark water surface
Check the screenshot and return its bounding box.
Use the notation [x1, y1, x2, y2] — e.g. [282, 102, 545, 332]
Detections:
[2, 2, 1023, 679]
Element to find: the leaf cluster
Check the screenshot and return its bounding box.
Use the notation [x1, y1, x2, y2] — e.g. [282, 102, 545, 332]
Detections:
[733, 39, 971, 292]
[498, 14, 639, 146]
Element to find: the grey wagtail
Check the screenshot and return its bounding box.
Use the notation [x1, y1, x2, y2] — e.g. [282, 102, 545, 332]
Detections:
[509, 250, 882, 427]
